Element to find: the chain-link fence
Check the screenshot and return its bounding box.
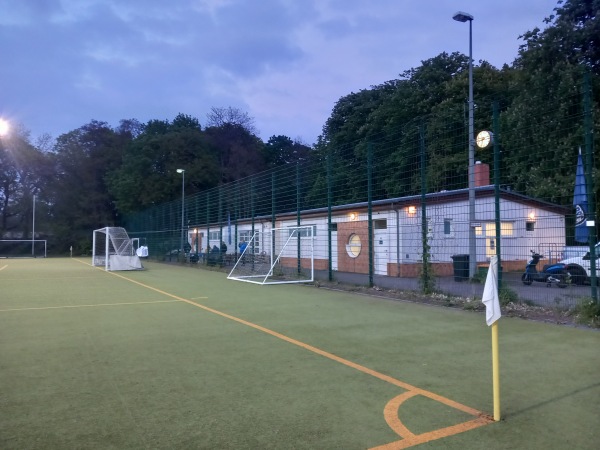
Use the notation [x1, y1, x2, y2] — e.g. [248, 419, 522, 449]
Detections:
[125, 73, 598, 308]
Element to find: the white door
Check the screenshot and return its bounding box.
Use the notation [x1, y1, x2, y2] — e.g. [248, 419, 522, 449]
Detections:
[331, 231, 338, 270]
[374, 230, 389, 275]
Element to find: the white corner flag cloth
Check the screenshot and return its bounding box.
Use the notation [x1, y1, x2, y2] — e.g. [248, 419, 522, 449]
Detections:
[482, 255, 501, 326]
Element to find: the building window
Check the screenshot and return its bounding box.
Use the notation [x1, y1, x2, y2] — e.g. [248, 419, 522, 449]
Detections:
[476, 222, 514, 236]
[443, 219, 454, 237]
[374, 219, 387, 230]
[329, 223, 338, 232]
[526, 221, 535, 232]
[346, 234, 361, 258]
[209, 231, 221, 241]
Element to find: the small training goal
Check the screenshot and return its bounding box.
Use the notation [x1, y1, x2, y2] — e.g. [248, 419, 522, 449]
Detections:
[228, 226, 314, 285]
[92, 227, 143, 271]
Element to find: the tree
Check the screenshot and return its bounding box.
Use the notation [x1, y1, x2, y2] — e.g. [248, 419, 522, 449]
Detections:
[49, 120, 130, 252]
[0, 130, 50, 238]
[206, 106, 257, 135]
[205, 123, 266, 185]
[502, 0, 600, 208]
[107, 114, 218, 214]
[263, 135, 312, 167]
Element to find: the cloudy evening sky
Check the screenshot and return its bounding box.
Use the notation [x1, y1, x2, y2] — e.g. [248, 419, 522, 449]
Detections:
[0, 0, 559, 145]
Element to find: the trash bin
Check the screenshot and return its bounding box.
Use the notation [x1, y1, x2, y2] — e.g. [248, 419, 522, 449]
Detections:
[451, 254, 469, 282]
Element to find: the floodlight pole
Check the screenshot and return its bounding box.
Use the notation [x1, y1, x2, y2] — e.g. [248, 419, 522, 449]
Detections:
[177, 169, 185, 258]
[453, 11, 476, 279]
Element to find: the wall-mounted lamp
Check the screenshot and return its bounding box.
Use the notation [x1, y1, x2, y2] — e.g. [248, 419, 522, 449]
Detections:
[349, 212, 358, 221]
[407, 206, 417, 215]
[528, 211, 536, 221]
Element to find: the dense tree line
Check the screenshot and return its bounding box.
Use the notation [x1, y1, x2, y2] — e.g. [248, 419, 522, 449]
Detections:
[0, 109, 311, 253]
[312, 0, 599, 219]
[0, 0, 597, 254]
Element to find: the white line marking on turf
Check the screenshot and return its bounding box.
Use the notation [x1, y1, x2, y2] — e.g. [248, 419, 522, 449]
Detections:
[0, 300, 181, 312]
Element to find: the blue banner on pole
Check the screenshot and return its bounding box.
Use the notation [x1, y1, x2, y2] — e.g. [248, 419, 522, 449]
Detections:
[574, 149, 589, 243]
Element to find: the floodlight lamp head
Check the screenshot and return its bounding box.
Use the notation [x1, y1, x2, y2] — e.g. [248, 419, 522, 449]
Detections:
[453, 11, 474, 22]
[0, 118, 9, 136]
[176, 168, 185, 174]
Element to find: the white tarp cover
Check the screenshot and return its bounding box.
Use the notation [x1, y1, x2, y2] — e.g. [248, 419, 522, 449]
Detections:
[109, 255, 143, 270]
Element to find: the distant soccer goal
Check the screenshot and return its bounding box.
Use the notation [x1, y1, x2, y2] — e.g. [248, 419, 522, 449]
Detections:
[0, 240, 47, 258]
[92, 227, 143, 271]
[228, 226, 314, 285]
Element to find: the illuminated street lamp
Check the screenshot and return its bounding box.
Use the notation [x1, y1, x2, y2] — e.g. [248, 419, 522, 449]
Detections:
[0, 118, 9, 136]
[453, 11, 476, 279]
[176, 169, 185, 258]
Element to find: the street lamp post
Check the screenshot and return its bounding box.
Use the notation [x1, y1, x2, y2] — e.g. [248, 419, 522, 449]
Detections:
[176, 169, 185, 259]
[453, 11, 476, 279]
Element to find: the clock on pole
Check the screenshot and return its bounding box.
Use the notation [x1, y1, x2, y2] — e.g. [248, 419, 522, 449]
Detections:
[476, 130, 493, 149]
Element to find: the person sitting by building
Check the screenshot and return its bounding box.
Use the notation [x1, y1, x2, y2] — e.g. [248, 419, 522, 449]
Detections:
[239, 240, 248, 264]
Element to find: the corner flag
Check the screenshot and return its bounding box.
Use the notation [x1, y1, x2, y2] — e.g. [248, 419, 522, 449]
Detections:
[483, 255, 502, 421]
[574, 148, 589, 243]
[482, 255, 501, 326]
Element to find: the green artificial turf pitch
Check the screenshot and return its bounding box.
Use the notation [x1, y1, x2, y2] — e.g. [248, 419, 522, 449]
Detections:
[0, 258, 598, 449]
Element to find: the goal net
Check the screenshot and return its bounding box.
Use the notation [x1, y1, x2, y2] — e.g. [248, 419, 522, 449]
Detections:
[0, 240, 47, 258]
[92, 227, 143, 271]
[228, 226, 314, 285]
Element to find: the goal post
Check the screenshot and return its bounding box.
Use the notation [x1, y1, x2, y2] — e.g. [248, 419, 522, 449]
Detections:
[228, 226, 314, 285]
[92, 227, 143, 271]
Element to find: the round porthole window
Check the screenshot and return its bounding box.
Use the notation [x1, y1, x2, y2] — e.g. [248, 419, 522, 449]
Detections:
[346, 234, 362, 258]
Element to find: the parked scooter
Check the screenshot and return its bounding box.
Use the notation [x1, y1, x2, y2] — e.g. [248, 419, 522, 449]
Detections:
[522, 250, 569, 288]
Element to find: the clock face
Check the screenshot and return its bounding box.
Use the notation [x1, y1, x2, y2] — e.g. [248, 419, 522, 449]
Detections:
[476, 130, 493, 148]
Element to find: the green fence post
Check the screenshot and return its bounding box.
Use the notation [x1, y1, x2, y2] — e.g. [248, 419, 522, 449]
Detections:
[419, 124, 431, 293]
[493, 101, 502, 288]
[271, 172, 276, 264]
[368, 142, 373, 288]
[583, 71, 597, 302]
[251, 178, 255, 256]
[206, 192, 210, 264]
[327, 151, 333, 281]
[296, 162, 301, 274]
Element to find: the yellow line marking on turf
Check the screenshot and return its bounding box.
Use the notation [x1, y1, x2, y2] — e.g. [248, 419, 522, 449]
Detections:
[371, 416, 491, 450]
[371, 392, 491, 449]
[0, 300, 180, 312]
[383, 391, 420, 439]
[0, 264, 8, 271]
[73, 258, 494, 448]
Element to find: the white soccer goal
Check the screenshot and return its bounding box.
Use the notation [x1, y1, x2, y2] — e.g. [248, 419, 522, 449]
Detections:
[228, 226, 314, 285]
[92, 227, 143, 271]
[0, 240, 47, 258]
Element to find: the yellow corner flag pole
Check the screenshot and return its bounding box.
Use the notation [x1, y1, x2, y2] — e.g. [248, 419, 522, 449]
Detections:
[491, 321, 500, 421]
[482, 255, 501, 421]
